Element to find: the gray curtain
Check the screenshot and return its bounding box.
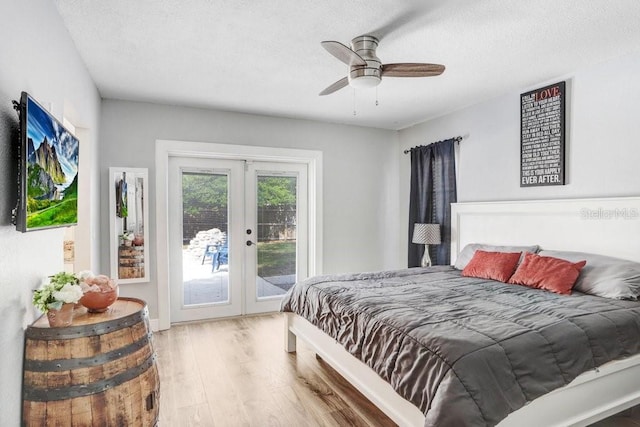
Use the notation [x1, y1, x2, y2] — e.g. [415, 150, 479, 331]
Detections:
[408, 139, 457, 267]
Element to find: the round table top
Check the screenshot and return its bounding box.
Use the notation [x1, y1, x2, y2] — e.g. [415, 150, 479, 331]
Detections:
[30, 297, 146, 329]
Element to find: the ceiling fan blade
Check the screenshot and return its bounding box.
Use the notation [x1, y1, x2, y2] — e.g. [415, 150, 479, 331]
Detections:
[321, 41, 367, 66]
[381, 63, 445, 77]
[319, 77, 349, 96]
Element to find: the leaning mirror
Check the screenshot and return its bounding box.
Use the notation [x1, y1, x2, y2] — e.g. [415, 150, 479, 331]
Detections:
[109, 167, 149, 283]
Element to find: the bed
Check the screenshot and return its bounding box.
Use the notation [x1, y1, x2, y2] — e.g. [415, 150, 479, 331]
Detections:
[282, 197, 640, 427]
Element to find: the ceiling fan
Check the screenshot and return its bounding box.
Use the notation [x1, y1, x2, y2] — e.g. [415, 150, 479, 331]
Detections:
[319, 35, 445, 96]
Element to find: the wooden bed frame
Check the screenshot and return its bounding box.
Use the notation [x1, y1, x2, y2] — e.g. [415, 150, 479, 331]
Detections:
[285, 197, 640, 426]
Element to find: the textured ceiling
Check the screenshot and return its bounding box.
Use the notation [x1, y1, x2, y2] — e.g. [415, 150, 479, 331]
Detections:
[55, 0, 640, 130]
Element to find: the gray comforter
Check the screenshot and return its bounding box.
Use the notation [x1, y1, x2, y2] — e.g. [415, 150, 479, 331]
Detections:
[281, 266, 640, 426]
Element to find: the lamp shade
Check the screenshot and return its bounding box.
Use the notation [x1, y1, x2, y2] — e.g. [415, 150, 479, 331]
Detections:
[412, 223, 441, 245]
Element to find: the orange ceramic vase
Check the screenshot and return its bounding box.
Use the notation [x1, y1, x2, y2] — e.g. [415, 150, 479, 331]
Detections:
[46, 303, 74, 327]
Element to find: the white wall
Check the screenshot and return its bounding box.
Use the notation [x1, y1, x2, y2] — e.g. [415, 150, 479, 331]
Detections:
[398, 52, 640, 261]
[99, 100, 400, 319]
[0, 2, 101, 425]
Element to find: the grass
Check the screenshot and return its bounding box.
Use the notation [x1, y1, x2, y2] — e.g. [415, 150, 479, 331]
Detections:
[257, 240, 296, 277]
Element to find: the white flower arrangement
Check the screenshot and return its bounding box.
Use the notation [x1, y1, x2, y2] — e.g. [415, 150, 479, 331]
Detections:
[32, 272, 84, 313]
[119, 231, 135, 241]
[119, 231, 136, 246]
[76, 270, 94, 282]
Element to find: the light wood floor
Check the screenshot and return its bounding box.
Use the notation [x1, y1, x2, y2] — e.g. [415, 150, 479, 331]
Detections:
[154, 313, 640, 427]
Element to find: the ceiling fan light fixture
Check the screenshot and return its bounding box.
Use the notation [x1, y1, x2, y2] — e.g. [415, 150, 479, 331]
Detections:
[349, 74, 381, 89]
[348, 66, 381, 89]
[319, 34, 445, 96]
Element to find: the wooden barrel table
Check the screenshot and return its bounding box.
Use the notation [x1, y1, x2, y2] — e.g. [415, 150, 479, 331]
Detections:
[23, 298, 160, 426]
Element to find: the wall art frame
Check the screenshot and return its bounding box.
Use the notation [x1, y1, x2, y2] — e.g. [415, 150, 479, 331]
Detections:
[520, 81, 566, 187]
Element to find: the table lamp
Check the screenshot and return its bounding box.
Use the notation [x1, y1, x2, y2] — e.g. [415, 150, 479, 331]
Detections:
[412, 223, 441, 267]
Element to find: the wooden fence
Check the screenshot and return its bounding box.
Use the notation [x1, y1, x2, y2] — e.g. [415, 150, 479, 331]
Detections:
[183, 205, 296, 243]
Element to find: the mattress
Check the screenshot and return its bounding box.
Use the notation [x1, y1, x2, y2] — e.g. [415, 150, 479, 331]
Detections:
[281, 266, 640, 427]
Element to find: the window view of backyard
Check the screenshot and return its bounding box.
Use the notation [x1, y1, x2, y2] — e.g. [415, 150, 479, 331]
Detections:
[180, 172, 297, 305]
[256, 175, 297, 299]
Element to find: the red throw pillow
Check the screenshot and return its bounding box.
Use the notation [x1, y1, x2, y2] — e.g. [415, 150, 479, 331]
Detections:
[508, 252, 587, 295]
[461, 250, 522, 283]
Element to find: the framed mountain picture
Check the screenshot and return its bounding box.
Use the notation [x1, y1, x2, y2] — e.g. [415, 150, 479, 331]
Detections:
[15, 92, 79, 231]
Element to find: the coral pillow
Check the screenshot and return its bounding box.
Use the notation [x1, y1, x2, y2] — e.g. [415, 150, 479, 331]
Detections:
[461, 250, 522, 283]
[508, 252, 587, 295]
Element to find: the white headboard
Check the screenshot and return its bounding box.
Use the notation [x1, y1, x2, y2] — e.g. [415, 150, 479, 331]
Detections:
[451, 197, 640, 264]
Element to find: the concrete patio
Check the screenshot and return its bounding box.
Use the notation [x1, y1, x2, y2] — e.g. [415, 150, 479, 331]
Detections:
[182, 250, 295, 305]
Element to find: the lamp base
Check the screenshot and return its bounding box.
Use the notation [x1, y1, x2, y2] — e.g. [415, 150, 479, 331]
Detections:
[421, 244, 432, 267]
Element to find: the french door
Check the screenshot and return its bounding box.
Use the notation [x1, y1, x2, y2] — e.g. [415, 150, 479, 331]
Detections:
[168, 156, 307, 322]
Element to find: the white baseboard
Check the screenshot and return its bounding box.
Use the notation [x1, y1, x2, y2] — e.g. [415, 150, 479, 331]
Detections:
[150, 318, 160, 332]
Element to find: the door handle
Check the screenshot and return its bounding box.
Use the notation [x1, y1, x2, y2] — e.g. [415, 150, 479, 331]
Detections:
[246, 240, 255, 246]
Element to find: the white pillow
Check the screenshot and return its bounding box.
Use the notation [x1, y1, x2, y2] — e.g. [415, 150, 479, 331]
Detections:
[538, 250, 640, 300]
[454, 243, 539, 270]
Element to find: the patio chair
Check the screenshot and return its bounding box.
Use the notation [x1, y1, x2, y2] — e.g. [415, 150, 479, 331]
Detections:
[201, 242, 228, 271]
[214, 242, 228, 271]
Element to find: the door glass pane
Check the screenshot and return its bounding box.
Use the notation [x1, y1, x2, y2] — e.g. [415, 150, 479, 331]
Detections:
[256, 175, 297, 299]
[181, 171, 229, 305]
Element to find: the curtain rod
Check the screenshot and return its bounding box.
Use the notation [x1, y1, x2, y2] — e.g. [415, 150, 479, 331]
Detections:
[403, 136, 463, 154]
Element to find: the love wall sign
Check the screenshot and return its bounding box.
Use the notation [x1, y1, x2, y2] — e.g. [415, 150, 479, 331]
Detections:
[520, 81, 566, 187]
